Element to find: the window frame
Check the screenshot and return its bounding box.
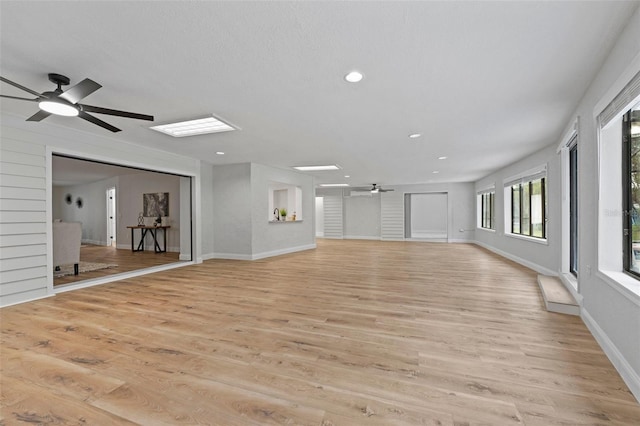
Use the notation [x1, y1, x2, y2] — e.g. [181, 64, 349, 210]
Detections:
[504, 165, 547, 242]
[479, 191, 495, 230]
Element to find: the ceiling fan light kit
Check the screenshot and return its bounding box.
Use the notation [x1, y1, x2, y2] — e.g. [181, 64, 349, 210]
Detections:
[0, 73, 154, 132]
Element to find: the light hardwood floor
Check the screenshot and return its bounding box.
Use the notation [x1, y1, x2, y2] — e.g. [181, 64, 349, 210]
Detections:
[2, 240, 639, 425]
[54, 245, 182, 287]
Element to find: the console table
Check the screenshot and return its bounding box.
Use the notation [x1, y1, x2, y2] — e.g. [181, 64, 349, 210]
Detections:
[127, 225, 171, 253]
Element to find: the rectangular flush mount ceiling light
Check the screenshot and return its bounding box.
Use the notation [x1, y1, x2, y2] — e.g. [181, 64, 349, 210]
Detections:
[150, 115, 237, 137]
[293, 165, 340, 171]
[320, 183, 349, 187]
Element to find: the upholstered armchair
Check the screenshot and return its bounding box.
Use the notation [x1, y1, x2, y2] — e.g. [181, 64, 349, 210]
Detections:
[53, 221, 82, 275]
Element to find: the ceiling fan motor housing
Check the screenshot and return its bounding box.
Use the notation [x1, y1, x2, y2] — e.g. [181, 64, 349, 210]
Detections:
[48, 73, 70, 87]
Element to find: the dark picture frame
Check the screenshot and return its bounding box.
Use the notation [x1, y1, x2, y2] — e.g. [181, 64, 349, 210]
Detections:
[143, 192, 169, 217]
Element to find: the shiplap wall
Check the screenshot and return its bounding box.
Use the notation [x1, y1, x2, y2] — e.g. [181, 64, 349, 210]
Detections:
[380, 192, 405, 240]
[322, 195, 343, 238]
[0, 139, 49, 306]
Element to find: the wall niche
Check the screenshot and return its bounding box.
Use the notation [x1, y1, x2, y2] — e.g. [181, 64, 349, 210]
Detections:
[268, 182, 302, 222]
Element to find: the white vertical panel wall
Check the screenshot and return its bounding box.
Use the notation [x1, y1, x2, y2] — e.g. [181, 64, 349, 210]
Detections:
[322, 195, 343, 238]
[380, 192, 404, 240]
[0, 139, 49, 306]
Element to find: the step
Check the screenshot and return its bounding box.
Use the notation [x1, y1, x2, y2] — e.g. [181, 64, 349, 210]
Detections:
[537, 275, 580, 316]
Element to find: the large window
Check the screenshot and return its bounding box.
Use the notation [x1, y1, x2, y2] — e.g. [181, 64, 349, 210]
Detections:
[479, 191, 495, 229]
[507, 171, 547, 239]
[623, 104, 640, 277]
[569, 142, 578, 276]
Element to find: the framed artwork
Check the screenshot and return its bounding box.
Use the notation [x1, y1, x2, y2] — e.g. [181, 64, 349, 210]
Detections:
[143, 192, 169, 217]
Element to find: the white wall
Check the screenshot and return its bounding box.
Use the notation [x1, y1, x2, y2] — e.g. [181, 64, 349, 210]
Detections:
[0, 114, 200, 307]
[211, 163, 253, 258]
[474, 143, 560, 275]
[344, 195, 381, 239]
[315, 196, 324, 237]
[316, 183, 475, 242]
[210, 162, 315, 259]
[250, 163, 315, 258]
[409, 193, 448, 239]
[53, 176, 118, 245]
[474, 7, 640, 400]
[200, 161, 215, 259]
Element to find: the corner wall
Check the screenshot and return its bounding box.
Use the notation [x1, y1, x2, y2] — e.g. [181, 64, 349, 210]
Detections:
[0, 114, 200, 307]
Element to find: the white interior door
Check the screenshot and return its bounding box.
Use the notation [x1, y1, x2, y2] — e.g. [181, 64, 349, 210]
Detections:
[107, 187, 116, 247]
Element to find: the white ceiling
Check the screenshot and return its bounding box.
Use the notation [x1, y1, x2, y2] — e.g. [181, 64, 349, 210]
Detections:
[2, 1, 638, 187]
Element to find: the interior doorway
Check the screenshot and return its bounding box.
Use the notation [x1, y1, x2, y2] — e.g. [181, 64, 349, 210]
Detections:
[315, 196, 324, 237]
[404, 192, 448, 241]
[107, 187, 116, 247]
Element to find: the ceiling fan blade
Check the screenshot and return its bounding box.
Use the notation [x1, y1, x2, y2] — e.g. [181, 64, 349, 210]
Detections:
[59, 78, 101, 104]
[1, 76, 46, 98]
[0, 94, 39, 102]
[26, 110, 52, 122]
[80, 104, 154, 121]
[78, 111, 121, 132]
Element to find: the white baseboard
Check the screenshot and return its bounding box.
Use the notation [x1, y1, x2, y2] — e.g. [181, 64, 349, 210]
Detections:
[82, 239, 107, 246]
[179, 254, 192, 261]
[115, 243, 180, 253]
[344, 235, 380, 240]
[212, 243, 317, 261]
[473, 240, 557, 276]
[251, 243, 317, 260]
[448, 238, 474, 243]
[582, 308, 640, 403]
[201, 252, 216, 261]
[211, 252, 253, 260]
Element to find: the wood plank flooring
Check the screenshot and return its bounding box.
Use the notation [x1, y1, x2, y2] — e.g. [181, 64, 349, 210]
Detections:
[2, 239, 639, 425]
[54, 245, 182, 287]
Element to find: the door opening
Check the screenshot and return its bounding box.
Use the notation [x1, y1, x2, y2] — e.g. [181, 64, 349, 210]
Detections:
[107, 187, 116, 247]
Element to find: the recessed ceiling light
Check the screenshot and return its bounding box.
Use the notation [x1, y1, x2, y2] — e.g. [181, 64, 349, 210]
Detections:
[432, 171, 440, 174]
[150, 115, 237, 137]
[438, 156, 448, 160]
[293, 165, 341, 171]
[320, 183, 349, 187]
[344, 175, 350, 178]
[408, 133, 421, 138]
[344, 71, 364, 83]
[216, 151, 225, 155]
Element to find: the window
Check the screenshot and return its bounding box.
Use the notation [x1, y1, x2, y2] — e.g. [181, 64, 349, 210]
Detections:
[479, 191, 495, 229]
[623, 103, 640, 277]
[569, 142, 578, 276]
[505, 167, 547, 240]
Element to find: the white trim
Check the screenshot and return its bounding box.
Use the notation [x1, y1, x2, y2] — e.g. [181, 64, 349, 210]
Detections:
[53, 261, 193, 294]
[212, 244, 317, 261]
[83, 239, 109, 246]
[556, 117, 579, 153]
[448, 238, 474, 243]
[596, 271, 640, 306]
[504, 232, 548, 245]
[476, 183, 496, 194]
[212, 252, 253, 260]
[1, 293, 54, 308]
[594, 50, 640, 121]
[474, 240, 556, 276]
[503, 163, 547, 187]
[251, 243, 316, 260]
[581, 307, 640, 403]
[201, 252, 216, 261]
[343, 235, 380, 240]
[476, 227, 496, 233]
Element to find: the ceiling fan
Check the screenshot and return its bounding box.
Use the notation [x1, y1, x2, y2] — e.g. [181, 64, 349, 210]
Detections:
[353, 183, 395, 193]
[0, 73, 154, 132]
